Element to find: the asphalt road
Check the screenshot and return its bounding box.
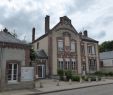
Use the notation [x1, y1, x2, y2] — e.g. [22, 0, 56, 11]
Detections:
[41, 84, 113, 95]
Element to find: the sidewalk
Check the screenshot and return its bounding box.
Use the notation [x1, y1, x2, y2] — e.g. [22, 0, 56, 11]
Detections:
[0, 79, 113, 95]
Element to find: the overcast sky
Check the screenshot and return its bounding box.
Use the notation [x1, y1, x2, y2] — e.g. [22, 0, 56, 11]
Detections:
[0, 0, 113, 43]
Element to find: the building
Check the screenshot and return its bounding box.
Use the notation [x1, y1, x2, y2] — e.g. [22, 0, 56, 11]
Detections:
[0, 28, 34, 91]
[100, 51, 113, 72]
[32, 15, 100, 78]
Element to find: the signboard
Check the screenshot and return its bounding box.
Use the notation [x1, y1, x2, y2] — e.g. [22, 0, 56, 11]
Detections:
[21, 67, 34, 81]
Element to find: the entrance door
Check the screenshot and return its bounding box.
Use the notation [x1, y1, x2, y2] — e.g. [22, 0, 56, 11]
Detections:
[7, 63, 18, 83]
[37, 65, 45, 78]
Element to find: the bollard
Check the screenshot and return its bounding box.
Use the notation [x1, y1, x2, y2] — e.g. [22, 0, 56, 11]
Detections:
[56, 80, 60, 86]
[39, 81, 43, 88]
[102, 77, 105, 81]
[96, 77, 98, 82]
[69, 79, 72, 85]
[80, 77, 83, 83]
[88, 78, 91, 82]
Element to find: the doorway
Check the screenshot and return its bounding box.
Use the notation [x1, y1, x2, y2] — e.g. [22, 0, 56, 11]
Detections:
[37, 65, 45, 78]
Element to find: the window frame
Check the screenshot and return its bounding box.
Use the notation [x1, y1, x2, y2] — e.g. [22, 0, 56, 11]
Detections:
[57, 39, 64, 51]
[71, 41, 76, 52]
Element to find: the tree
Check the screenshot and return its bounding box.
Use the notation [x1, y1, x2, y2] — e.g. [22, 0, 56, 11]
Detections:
[30, 48, 37, 61]
[99, 40, 113, 52]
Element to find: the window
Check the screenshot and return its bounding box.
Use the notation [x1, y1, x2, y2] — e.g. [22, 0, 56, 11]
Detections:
[71, 41, 76, 52]
[81, 45, 85, 55]
[89, 59, 96, 71]
[65, 61, 68, 70]
[57, 60, 64, 69]
[58, 40, 64, 51]
[71, 59, 77, 70]
[7, 63, 18, 83]
[88, 45, 95, 54]
[65, 59, 70, 70]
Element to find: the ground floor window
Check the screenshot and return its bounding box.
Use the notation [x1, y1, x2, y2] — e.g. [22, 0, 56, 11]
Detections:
[58, 60, 64, 70]
[7, 63, 18, 83]
[57, 58, 77, 70]
[71, 60, 77, 70]
[89, 59, 97, 71]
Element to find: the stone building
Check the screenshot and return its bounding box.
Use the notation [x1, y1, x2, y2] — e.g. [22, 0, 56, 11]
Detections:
[32, 15, 100, 78]
[0, 28, 34, 91]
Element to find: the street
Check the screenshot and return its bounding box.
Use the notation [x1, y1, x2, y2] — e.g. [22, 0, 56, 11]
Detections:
[41, 84, 113, 95]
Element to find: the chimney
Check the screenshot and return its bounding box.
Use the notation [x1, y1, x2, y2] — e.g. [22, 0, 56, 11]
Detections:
[3, 28, 8, 33]
[79, 32, 82, 36]
[32, 27, 35, 42]
[45, 15, 50, 34]
[83, 30, 88, 37]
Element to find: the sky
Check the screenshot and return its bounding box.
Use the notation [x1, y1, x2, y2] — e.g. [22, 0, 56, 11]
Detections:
[0, 0, 113, 43]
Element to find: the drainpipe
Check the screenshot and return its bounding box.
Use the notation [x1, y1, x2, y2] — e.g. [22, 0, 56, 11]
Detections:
[0, 44, 4, 91]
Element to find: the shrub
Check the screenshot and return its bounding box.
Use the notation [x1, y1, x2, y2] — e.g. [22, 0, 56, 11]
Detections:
[98, 76, 101, 81]
[72, 76, 80, 81]
[57, 69, 64, 80]
[65, 70, 72, 81]
[82, 76, 88, 81]
[90, 76, 96, 81]
[108, 72, 113, 76]
[94, 71, 104, 76]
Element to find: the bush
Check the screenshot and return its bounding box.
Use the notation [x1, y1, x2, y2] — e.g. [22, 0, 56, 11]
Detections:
[98, 76, 101, 81]
[82, 76, 88, 81]
[57, 69, 64, 80]
[65, 70, 72, 81]
[72, 76, 80, 81]
[108, 72, 113, 76]
[90, 76, 96, 81]
[94, 71, 104, 76]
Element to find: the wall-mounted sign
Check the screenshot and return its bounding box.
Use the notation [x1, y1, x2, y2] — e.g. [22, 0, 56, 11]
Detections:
[21, 67, 34, 81]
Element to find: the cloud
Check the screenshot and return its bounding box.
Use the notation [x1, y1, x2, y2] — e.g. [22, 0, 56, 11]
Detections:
[0, 0, 113, 43]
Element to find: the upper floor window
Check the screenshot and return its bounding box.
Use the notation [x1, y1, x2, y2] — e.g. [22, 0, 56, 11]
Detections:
[81, 45, 85, 55]
[71, 41, 75, 52]
[58, 40, 64, 51]
[88, 45, 95, 54]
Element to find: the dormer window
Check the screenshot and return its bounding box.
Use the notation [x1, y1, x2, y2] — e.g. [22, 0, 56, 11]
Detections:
[58, 40, 64, 51]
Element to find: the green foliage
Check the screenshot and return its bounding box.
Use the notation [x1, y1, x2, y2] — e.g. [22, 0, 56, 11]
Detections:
[107, 72, 113, 76]
[94, 71, 104, 76]
[90, 76, 96, 81]
[65, 70, 72, 81]
[57, 69, 64, 80]
[99, 40, 113, 52]
[30, 48, 36, 61]
[71, 76, 80, 81]
[94, 71, 113, 77]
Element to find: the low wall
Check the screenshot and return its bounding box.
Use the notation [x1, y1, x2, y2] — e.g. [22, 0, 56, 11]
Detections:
[2, 81, 35, 91]
[100, 67, 113, 72]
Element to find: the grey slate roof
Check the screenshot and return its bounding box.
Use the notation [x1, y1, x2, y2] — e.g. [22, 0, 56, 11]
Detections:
[81, 35, 98, 43]
[36, 49, 48, 59]
[32, 16, 98, 43]
[0, 29, 27, 45]
[99, 51, 113, 60]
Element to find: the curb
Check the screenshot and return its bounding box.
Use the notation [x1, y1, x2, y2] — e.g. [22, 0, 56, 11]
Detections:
[28, 82, 113, 95]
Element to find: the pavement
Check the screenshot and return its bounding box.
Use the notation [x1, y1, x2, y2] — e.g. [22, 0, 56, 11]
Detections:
[0, 79, 113, 95]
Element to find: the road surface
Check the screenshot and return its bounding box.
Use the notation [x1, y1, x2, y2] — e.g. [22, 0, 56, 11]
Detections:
[41, 84, 113, 95]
